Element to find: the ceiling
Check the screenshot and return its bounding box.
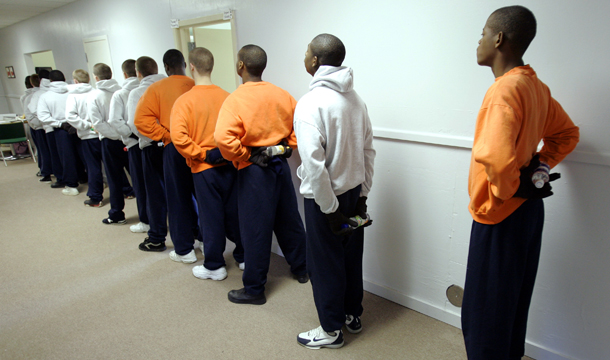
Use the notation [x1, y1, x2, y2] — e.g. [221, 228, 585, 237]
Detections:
[0, 0, 80, 29]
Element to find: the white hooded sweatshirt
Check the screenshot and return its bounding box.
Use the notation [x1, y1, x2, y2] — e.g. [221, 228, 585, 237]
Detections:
[294, 66, 376, 214]
[37, 81, 70, 133]
[88, 79, 122, 140]
[29, 79, 52, 132]
[65, 83, 96, 140]
[108, 77, 140, 149]
[21, 87, 41, 130]
[127, 74, 166, 149]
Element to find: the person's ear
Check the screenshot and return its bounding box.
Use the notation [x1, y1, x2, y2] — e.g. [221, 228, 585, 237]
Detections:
[312, 55, 319, 69]
[95, 76, 100, 82]
[236, 60, 244, 75]
[189, 63, 195, 74]
[495, 31, 504, 48]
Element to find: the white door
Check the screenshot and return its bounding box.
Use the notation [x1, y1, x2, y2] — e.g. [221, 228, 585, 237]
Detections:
[83, 36, 113, 88]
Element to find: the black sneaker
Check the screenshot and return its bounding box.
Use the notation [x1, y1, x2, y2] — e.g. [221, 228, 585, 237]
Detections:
[124, 194, 135, 199]
[39, 175, 52, 183]
[345, 315, 362, 334]
[138, 238, 167, 252]
[50, 181, 66, 188]
[36, 171, 42, 177]
[295, 273, 309, 284]
[228, 288, 266, 305]
[84, 199, 103, 207]
[102, 217, 126, 225]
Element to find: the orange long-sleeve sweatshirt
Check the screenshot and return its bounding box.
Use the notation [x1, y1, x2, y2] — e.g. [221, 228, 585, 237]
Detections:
[133, 75, 194, 145]
[469, 66, 580, 224]
[214, 81, 298, 170]
[169, 85, 230, 173]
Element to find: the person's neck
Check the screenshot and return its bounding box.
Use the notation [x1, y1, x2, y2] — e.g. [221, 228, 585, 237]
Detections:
[194, 73, 213, 86]
[167, 69, 186, 77]
[491, 57, 524, 78]
[241, 72, 262, 84]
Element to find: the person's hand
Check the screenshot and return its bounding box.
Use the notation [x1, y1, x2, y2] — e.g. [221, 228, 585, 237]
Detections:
[249, 147, 271, 167]
[279, 140, 293, 159]
[204, 148, 228, 165]
[325, 210, 358, 236]
[514, 154, 560, 199]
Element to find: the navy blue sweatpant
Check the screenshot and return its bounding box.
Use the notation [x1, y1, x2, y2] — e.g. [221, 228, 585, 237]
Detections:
[46, 130, 64, 183]
[142, 144, 167, 243]
[80, 138, 104, 202]
[163, 143, 201, 255]
[304, 185, 364, 332]
[32, 128, 52, 177]
[193, 164, 244, 270]
[461, 199, 544, 360]
[54, 127, 80, 188]
[238, 157, 307, 296]
[128, 146, 148, 224]
[101, 138, 131, 221]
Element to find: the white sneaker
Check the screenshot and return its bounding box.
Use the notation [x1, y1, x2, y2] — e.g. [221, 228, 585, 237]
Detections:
[199, 241, 204, 254]
[130, 222, 150, 233]
[62, 186, 79, 196]
[169, 250, 197, 264]
[238, 262, 245, 271]
[192, 265, 227, 280]
[297, 326, 344, 349]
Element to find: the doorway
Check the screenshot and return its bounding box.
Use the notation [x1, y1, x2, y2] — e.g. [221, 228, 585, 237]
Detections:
[173, 12, 239, 93]
[83, 35, 113, 88]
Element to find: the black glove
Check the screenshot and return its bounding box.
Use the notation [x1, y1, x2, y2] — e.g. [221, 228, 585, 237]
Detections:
[60, 122, 76, 135]
[513, 154, 561, 199]
[325, 209, 358, 236]
[279, 140, 293, 159]
[249, 146, 271, 167]
[129, 133, 139, 141]
[353, 196, 373, 228]
[204, 148, 228, 165]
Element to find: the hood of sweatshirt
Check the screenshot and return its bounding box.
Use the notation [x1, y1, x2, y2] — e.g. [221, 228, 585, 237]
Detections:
[69, 83, 93, 94]
[96, 79, 122, 93]
[122, 77, 140, 92]
[49, 81, 69, 94]
[40, 78, 51, 91]
[24, 88, 34, 96]
[140, 74, 167, 87]
[309, 66, 353, 93]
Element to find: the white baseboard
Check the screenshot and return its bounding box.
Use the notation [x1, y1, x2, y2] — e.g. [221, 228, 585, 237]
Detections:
[363, 279, 571, 360]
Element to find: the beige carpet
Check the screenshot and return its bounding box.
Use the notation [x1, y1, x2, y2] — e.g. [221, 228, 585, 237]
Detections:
[0, 160, 532, 360]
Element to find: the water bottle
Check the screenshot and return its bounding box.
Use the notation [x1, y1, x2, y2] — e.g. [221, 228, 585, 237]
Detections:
[262, 145, 286, 157]
[531, 162, 550, 188]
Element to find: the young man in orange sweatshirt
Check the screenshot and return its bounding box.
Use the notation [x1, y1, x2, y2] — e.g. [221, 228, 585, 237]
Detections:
[170, 47, 244, 280]
[462, 6, 580, 360]
[134, 49, 198, 254]
[215, 44, 308, 305]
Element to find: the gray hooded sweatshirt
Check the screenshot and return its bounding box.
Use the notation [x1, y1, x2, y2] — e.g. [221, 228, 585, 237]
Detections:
[294, 66, 376, 214]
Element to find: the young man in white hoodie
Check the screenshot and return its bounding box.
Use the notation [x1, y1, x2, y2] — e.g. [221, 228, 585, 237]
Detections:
[21, 75, 47, 178]
[107, 59, 148, 233]
[88, 63, 133, 224]
[127, 57, 168, 250]
[31, 70, 63, 185]
[294, 34, 375, 350]
[65, 69, 105, 207]
[38, 70, 82, 195]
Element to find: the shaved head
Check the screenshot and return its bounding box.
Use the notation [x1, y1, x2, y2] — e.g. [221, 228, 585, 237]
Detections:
[30, 74, 40, 87]
[310, 33, 345, 67]
[189, 47, 214, 75]
[49, 70, 65, 82]
[488, 5, 537, 56]
[122, 59, 137, 77]
[238, 45, 267, 77]
[93, 63, 112, 80]
[136, 56, 158, 77]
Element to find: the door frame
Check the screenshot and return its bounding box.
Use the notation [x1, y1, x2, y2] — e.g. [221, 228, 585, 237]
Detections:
[172, 12, 239, 89]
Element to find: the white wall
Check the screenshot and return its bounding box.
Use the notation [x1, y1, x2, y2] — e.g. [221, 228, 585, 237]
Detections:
[0, 1, 608, 359]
